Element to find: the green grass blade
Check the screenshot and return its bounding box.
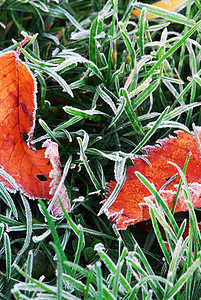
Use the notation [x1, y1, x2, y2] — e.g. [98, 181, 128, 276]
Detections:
[13, 194, 32, 265]
[132, 106, 169, 153]
[77, 137, 102, 191]
[96, 261, 103, 300]
[165, 254, 201, 299]
[138, 8, 147, 57]
[142, 20, 201, 83]
[4, 232, 11, 285]
[50, 243, 63, 300]
[94, 243, 131, 292]
[38, 200, 73, 276]
[121, 88, 144, 135]
[134, 2, 194, 26]
[89, 17, 98, 64]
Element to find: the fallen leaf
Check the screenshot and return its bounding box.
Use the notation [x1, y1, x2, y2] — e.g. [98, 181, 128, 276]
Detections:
[132, 0, 188, 19]
[0, 37, 70, 215]
[106, 128, 201, 229]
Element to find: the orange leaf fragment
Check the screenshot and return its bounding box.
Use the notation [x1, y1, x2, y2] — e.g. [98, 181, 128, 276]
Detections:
[132, 0, 187, 19]
[106, 128, 201, 230]
[0, 38, 70, 215]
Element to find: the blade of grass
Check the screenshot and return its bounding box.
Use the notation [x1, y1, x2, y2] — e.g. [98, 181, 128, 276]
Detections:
[4, 232, 11, 285]
[38, 200, 73, 276]
[142, 20, 201, 83]
[132, 106, 169, 153]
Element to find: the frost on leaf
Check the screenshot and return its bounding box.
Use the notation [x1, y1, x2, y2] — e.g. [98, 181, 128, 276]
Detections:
[0, 38, 70, 216]
[105, 128, 201, 229]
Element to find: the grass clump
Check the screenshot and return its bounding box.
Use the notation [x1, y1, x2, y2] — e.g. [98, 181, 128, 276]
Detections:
[0, 0, 201, 299]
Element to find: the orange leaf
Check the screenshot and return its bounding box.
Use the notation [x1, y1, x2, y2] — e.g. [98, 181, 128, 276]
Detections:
[0, 38, 70, 216]
[132, 0, 187, 19]
[106, 128, 201, 229]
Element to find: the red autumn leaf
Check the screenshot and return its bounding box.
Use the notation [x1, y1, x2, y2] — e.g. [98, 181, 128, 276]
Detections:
[106, 128, 201, 230]
[0, 38, 70, 216]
